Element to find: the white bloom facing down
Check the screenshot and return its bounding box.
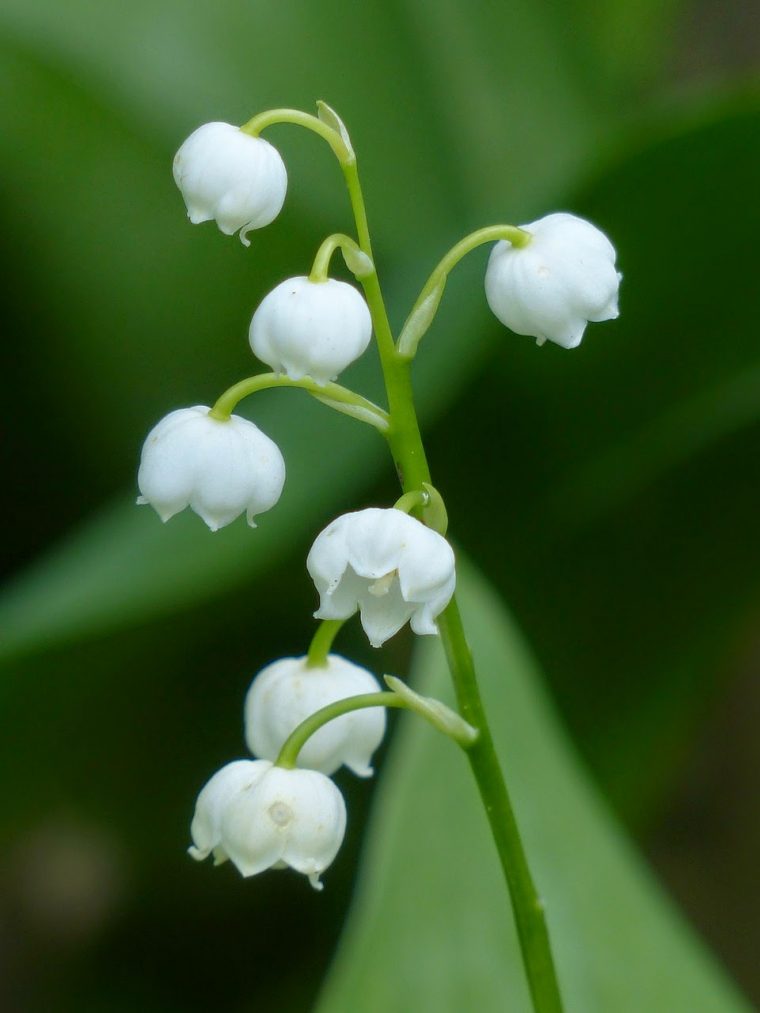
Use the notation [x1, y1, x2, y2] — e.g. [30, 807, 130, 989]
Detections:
[173, 122, 287, 245]
[307, 508, 456, 648]
[188, 759, 264, 866]
[245, 654, 386, 777]
[485, 212, 621, 349]
[249, 276, 372, 384]
[137, 406, 285, 531]
[189, 760, 346, 890]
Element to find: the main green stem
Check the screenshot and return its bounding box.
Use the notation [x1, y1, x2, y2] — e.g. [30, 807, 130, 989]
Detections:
[343, 158, 563, 1013]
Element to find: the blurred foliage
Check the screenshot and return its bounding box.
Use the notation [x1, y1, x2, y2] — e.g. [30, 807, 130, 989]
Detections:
[1, 0, 758, 1010]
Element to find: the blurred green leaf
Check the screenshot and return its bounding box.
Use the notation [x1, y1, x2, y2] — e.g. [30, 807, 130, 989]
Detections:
[547, 96, 760, 528]
[318, 561, 747, 1012]
[423, 94, 760, 821]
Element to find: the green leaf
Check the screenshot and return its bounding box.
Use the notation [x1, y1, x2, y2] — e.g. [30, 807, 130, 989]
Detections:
[317, 562, 747, 1012]
[421, 93, 760, 821]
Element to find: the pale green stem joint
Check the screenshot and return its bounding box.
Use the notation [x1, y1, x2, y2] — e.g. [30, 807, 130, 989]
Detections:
[309, 233, 374, 283]
[393, 489, 429, 514]
[383, 675, 478, 748]
[393, 483, 448, 534]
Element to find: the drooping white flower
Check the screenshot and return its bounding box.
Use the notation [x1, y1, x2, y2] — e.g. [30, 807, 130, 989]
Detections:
[485, 212, 621, 349]
[137, 406, 285, 531]
[189, 759, 346, 890]
[307, 508, 456, 648]
[173, 122, 287, 245]
[188, 759, 264, 866]
[249, 276, 372, 384]
[244, 654, 385, 777]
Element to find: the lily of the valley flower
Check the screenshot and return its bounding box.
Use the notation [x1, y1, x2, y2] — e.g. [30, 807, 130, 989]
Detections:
[485, 212, 621, 348]
[189, 759, 346, 890]
[173, 122, 287, 245]
[249, 276, 372, 384]
[137, 406, 285, 531]
[244, 654, 386, 777]
[307, 508, 456, 648]
[188, 760, 261, 866]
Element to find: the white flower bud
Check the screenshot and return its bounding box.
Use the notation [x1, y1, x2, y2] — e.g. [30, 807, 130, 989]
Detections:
[244, 654, 386, 777]
[173, 122, 287, 245]
[307, 508, 456, 648]
[485, 212, 622, 348]
[189, 760, 346, 890]
[137, 406, 285, 531]
[249, 277, 372, 384]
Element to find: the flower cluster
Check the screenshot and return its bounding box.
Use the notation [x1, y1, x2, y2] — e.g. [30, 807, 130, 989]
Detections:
[186, 501, 455, 890]
[140, 108, 620, 891]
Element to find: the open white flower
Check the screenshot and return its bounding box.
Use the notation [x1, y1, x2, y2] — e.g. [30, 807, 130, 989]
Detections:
[249, 276, 372, 384]
[307, 508, 456, 648]
[173, 122, 287, 245]
[244, 654, 386, 777]
[485, 212, 621, 348]
[137, 406, 285, 531]
[189, 759, 346, 890]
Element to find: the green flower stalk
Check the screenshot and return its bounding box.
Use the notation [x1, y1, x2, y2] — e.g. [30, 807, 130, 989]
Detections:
[152, 100, 622, 1013]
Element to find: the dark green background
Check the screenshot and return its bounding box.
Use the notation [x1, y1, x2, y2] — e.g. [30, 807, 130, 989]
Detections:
[1, 0, 758, 1009]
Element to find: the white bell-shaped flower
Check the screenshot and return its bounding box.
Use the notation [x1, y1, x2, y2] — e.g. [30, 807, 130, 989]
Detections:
[244, 654, 385, 777]
[189, 759, 346, 890]
[173, 122, 287, 245]
[307, 508, 456, 648]
[485, 212, 621, 348]
[137, 406, 285, 531]
[188, 759, 265, 865]
[249, 276, 372, 384]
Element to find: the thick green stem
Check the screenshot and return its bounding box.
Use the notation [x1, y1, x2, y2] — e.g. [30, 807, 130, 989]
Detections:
[209, 372, 389, 433]
[438, 600, 563, 1012]
[306, 620, 345, 668]
[344, 156, 563, 1012]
